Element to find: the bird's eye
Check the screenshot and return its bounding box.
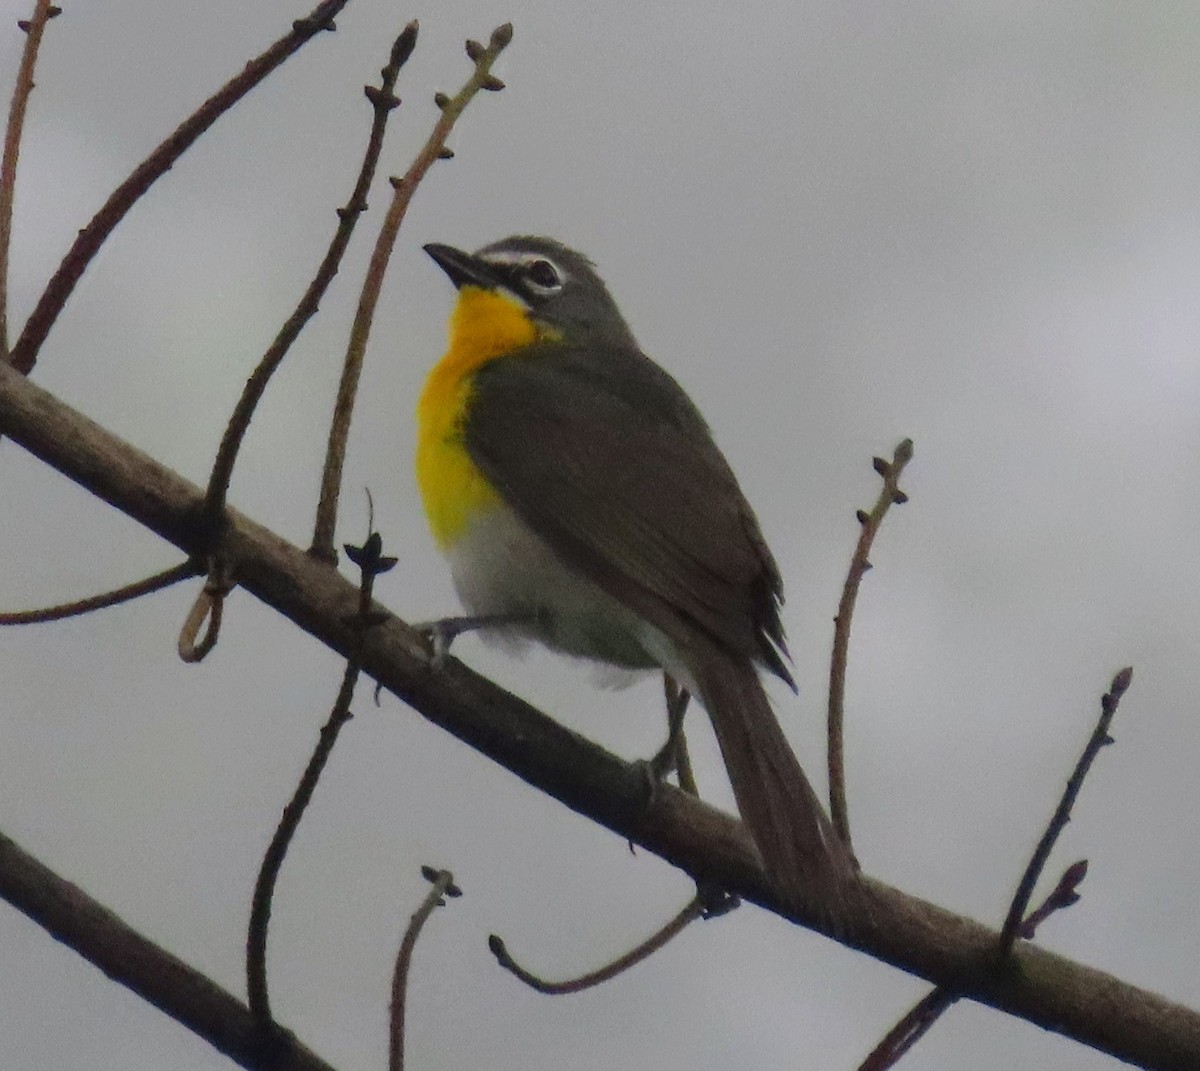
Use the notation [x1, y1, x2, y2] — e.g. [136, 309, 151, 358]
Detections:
[524, 258, 562, 292]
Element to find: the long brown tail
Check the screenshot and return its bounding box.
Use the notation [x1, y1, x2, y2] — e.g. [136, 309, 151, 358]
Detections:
[689, 648, 853, 928]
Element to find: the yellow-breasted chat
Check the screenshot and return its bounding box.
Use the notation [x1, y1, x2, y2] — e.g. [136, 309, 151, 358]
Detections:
[416, 235, 852, 919]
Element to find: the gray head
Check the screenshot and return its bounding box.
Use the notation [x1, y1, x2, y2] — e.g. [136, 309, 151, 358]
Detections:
[424, 235, 637, 345]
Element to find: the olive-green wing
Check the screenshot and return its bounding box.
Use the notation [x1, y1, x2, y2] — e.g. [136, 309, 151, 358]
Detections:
[465, 341, 792, 683]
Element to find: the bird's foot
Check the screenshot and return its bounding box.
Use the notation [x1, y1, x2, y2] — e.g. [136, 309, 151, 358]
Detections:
[416, 613, 531, 668]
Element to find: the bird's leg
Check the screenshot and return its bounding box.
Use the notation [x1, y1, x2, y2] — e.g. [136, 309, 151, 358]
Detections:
[632, 676, 697, 821]
[649, 676, 693, 785]
[416, 612, 532, 667]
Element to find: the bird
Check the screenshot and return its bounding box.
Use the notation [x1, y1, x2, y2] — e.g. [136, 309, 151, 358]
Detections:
[415, 235, 854, 923]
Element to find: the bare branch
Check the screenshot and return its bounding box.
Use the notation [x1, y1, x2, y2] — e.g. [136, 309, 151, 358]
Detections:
[1, 367, 1198, 1069]
[828, 438, 913, 856]
[861, 669, 1120, 1069]
[998, 667, 1133, 954]
[8, 0, 350, 376]
[309, 22, 514, 562]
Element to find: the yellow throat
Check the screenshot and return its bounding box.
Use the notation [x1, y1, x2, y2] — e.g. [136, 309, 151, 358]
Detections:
[416, 287, 541, 548]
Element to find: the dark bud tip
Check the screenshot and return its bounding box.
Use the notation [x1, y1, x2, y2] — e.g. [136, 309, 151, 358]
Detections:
[48, 6, 63, 16]
[895, 438, 915, 463]
[1111, 665, 1134, 696]
[479, 74, 506, 91]
[855, 509, 869, 525]
[487, 934, 506, 957]
[892, 489, 909, 504]
[862, 560, 873, 572]
[872, 456, 891, 477]
[392, 19, 419, 67]
[438, 146, 455, 159]
[1064, 858, 1089, 885]
[445, 882, 463, 898]
[343, 542, 368, 567]
[17, 19, 29, 31]
[434, 91, 450, 109]
[376, 555, 399, 574]
[465, 38, 485, 61]
[420, 864, 439, 882]
[491, 22, 514, 47]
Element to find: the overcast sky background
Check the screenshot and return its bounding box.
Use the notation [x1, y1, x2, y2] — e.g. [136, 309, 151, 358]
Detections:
[2, 2, 1199, 1069]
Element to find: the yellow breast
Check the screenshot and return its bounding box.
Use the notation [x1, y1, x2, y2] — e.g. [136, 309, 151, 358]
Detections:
[416, 287, 540, 548]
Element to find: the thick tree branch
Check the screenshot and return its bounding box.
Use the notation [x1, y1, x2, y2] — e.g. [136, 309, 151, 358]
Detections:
[1, 363, 1198, 1070]
[0, 829, 337, 1071]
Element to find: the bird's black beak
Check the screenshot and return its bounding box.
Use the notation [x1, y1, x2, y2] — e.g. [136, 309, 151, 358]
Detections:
[424, 243, 502, 291]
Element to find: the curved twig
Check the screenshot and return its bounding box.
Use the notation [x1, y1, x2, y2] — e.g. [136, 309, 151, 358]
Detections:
[390, 867, 461, 1071]
[245, 527, 393, 1025]
[0, 560, 194, 624]
[488, 891, 716, 995]
[176, 558, 233, 663]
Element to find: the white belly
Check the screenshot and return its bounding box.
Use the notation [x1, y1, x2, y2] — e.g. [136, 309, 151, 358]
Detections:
[446, 503, 684, 680]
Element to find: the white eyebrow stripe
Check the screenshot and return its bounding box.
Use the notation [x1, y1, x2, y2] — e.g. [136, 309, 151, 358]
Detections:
[480, 250, 570, 280]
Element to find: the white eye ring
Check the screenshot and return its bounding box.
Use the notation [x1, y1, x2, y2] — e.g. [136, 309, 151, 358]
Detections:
[523, 257, 563, 294]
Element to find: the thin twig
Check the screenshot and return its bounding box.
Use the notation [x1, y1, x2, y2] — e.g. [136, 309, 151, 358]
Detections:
[309, 22, 514, 562]
[8, 0, 349, 376]
[488, 891, 713, 995]
[998, 667, 1133, 954]
[204, 19, 418, 521]
[176, 557, 233, 662]
[858, 987, 957, 1071]
[859, 860, 1090, 1070]
[828, 438, 913, 855]
[862, 674, 1123, 1070]
[0, 560, 194, 624]
[389, 867, 462, 1071]
[0, 0, 60, 359]
[245, 527, 394, 1026]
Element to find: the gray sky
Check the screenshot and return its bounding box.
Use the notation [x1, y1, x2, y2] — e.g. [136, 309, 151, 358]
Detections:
[2, 2, 1199, 1069]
